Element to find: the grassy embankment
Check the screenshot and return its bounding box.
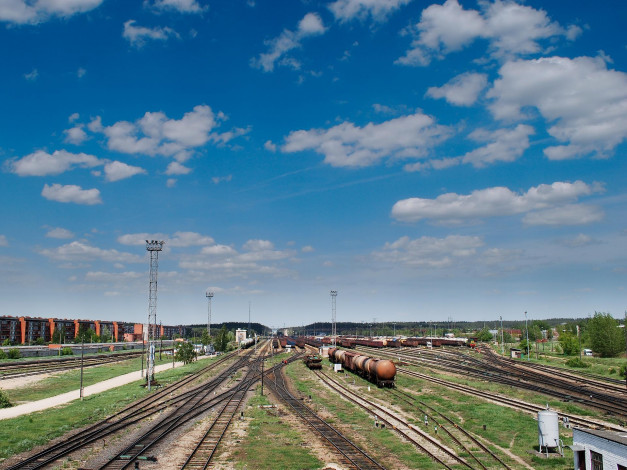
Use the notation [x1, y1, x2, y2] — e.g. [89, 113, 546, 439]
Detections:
[0, 354, 229, 462]
[287, 358, 573, 469]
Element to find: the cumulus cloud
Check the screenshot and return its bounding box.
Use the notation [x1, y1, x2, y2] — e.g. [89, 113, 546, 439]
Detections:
[104, 161, 147, 182]
[397, 0, 578, 66]
[251, 13, 326, 72]
[391, 180, 603, 224]
[41, 183, 102, 205]
[39, 241, 142, 263]
[24, 69, 38, 81]
[64, 125, 88, 145]
[329, 0, 410, 22]
[264, 140, 277, 152]
[426, 72, 487, 106]
[282, 112, 452, 168]
[211, 174, 232, 184]
[301, 245, 314, 253]
[0, 0, 104, 24]
[0, 235, 7, 247]
[460, 124, 534, 167]
[91, 105, 235, 161]
[147, 0, 207, 14]
[560, 234, 599, 247]
[45, 227, 74, 239]
[6, 150, 100, 176]
[123, 20, 179, 47]
[117, 231, 214, 247]
[488, 56, 627, 159]
[373, 235, 484, 268]
[165, 161, 192, 175]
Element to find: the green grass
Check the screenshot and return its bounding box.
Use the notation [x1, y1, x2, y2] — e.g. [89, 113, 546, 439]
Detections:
[230, 388, 324, 470]
[0, 354, 230, 462]
[285, 361, 448, 469]
[4, 356, 173, 403]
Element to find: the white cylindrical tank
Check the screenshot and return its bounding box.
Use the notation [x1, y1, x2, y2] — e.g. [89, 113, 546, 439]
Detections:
[320, 346, 330, 358]
[538, 409, 560, 448]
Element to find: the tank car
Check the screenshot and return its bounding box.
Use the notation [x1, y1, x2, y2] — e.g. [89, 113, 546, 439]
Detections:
[304, 354, 322, 370]
[329, 349, 396, 387]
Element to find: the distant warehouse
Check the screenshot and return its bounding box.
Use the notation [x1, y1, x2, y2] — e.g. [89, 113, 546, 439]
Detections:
[0, 315, 184, 344]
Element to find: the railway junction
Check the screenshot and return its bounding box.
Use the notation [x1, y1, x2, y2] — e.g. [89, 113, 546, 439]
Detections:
[0, 337, 626, 469]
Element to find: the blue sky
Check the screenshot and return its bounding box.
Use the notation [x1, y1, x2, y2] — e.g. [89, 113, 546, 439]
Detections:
[1, 0, 626, 329]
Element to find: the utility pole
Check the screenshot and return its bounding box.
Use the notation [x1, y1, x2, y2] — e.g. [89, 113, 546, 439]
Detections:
[206, 291, 214, 338]
[79, 337, 84, 400]
[331, 290, 337, 346]
[500, 316, 504, 355]
[146, 240, 164, 391]
[525, 311, 529, 361]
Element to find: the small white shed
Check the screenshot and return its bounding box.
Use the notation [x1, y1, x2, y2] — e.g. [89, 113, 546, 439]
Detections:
[571, 427, 627, 470]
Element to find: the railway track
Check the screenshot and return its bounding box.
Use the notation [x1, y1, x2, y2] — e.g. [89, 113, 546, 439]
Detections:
[265, 361, 385, 470]
[358, 345, 627, 423]
[0, 350, 172, 379]
[388, 387, 512, 470]
[316, 370, 469, 470]
[3, 350, 242, 470]
[399, 367, 627, 433]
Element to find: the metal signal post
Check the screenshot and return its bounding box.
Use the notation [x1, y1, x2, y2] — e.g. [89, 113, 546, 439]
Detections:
[146, 240, 164, 391]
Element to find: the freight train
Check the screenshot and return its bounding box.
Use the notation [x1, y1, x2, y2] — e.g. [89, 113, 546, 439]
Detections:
[320, 337, 468, 349]
[303, 354, 322, 370]
[328, 348, 396, 387]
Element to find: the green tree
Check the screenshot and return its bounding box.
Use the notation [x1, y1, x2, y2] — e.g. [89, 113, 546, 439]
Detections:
[587, 312, 624, 358]
[214, 326, 230, 352]
[175, 342, 197, 364]
[476, 328, 493, 342]
[200, 330, 211, 346]
[559, 332, 580, 356]
[519, 339, 531, 357]
[0, 389, 12, 408]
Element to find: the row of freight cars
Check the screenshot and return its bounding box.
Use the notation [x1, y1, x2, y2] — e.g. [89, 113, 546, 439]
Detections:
[307, 336, 473, 349]
[328, 347, 396, 387]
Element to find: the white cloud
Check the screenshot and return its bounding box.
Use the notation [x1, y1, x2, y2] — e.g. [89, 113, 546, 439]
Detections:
[282, 112, 451, 168]
[123, 20, 179, 47]
[251, 13, 326, 72]
[201, 244, 237, 256]
[560, 234, 598, 247]
[461, 124, 534, 167]
[117, 231, 214, 247]
[373, 235, 484, 268]
[301, 245, 314, 253]
[68, 112, 80, 123]
[243, 239, 274, 251]
[165, 161, 192, 175]
[46, 227, 74, 239]
[77, 67, 86, 78]
[0, 0, 104, 25]
[397, 0, 577, 66]
[39, 241, 142, 263]
[148, 0, 206, 14]
[64, 125, 88, 145]
[93, 105, 232, 160]
[41, 183, 102, 205]
[264, 140, 277, 152]
[104, 161, 147, 182]
[392, 180, 603, 224]
[166, 178, 177, 187]
[522, 204, 603, 226]
[7, 150, 100, 176]
[426, 72, 487, 106]
[329, 0, 411, 22]
[24, 69, 38, 81]
[0, 235, 7, 247]
[488, 56, 627, 159]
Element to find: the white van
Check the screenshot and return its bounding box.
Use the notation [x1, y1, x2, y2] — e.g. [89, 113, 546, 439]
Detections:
[583, 349, 593, 356]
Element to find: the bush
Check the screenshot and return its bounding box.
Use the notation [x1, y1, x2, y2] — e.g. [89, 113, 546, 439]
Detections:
[61, 347, 73, 356]
[609, 368, 616, 375]
[7, 349, 21, 359]
[0, 389, 12, 409]
[0, 350, 6, 360]
[565, 357, 591, 368]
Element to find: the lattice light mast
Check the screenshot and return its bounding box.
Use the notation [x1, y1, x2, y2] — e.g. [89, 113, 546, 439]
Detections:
[206, 291, 214, 337]
[330, 290, 338, 347]
[146, 240, 164, 391]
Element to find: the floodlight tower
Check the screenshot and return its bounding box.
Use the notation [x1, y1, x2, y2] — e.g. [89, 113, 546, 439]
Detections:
[206, 291, 214, 337]
[146, 240, 164, 391]
[330, 290, 338, 346]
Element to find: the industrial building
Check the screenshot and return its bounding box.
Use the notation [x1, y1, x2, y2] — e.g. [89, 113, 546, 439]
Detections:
[572, 427, 627, 470]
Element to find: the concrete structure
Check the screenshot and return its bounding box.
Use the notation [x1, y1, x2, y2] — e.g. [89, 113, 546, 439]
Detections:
[235, 328, 247, 344]
[572, 427, 627, 470]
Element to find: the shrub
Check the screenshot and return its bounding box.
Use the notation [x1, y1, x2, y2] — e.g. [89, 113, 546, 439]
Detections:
[0, 350, 6, 360]
[565, 357, 591, 368]
[7, 348, 21, 359]
[609, 368, 616, 374]
[0, 389, 12, 409]
[61, 347, 74, 356]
